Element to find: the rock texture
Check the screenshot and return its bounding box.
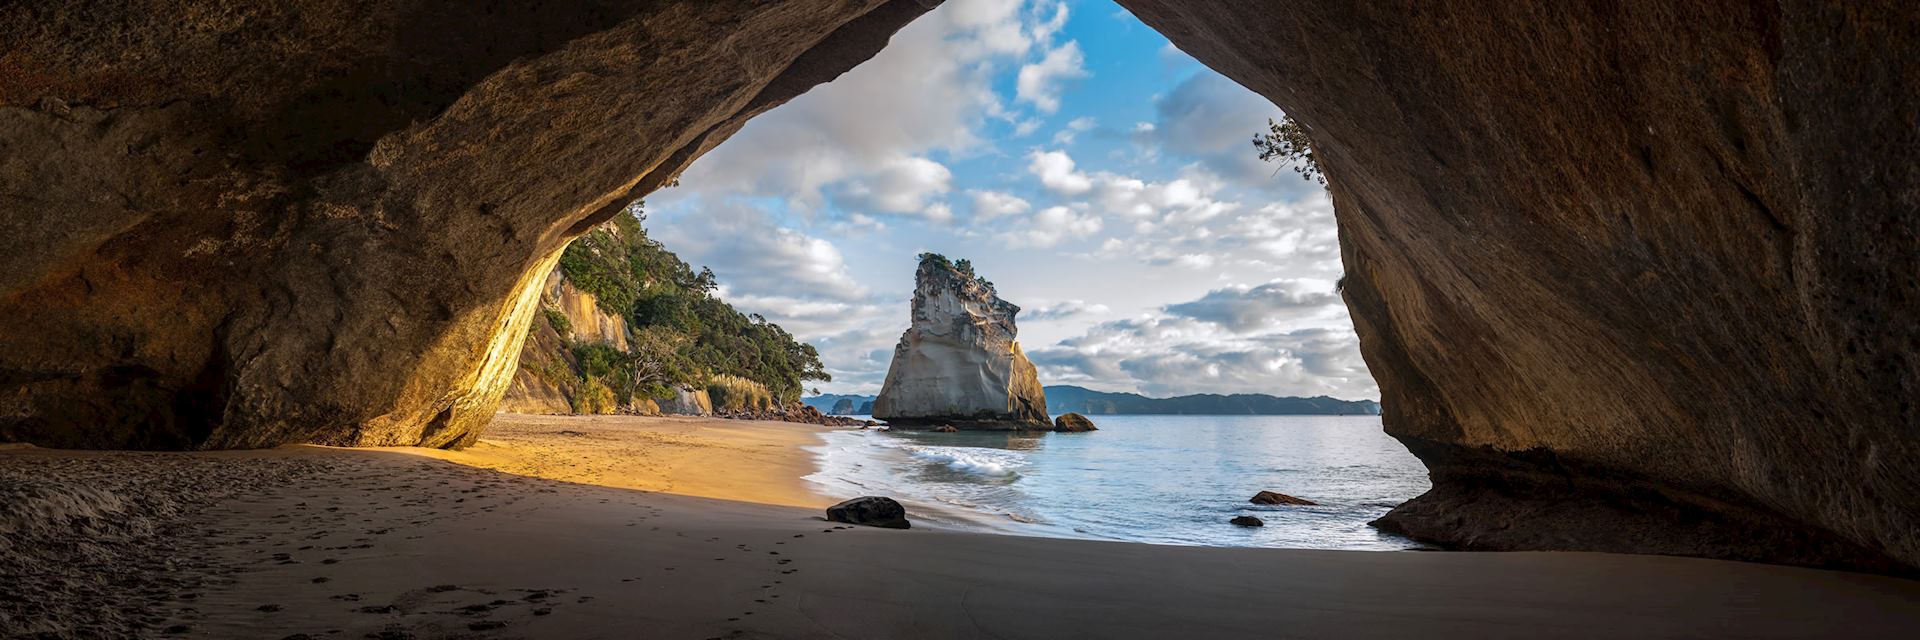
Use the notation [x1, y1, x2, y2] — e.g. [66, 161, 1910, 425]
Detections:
[1250, 491, 1315, 507]
[0, 0, 940, 449]
[658, 387, 714, 417]
[825, 496, 910, 530]
[1229, 516, 1264, 528]
[872, 256, 1049, 429]
[1117, 1, 1919, 572]
[498, 264, 636, 415]
[1052, 413, 1096, 433]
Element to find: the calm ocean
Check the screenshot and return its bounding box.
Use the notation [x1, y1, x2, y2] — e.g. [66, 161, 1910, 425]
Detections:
[805, 415, 1432, 550]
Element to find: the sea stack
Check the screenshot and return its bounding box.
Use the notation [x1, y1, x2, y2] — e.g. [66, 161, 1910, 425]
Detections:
[873, 254, 1049, 430]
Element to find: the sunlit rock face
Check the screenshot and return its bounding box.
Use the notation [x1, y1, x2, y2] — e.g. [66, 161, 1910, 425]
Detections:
[873, 256, 1049, 429]
[1118, 1, 1919, 572]
[0, 0, 940, 449]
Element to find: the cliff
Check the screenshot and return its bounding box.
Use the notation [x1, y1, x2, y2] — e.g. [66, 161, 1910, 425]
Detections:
[1044, 386, 1379, 416]
[1117, 0, 1919, 571]
[497, 263, 639, 415]
[872, 255, 1049, 429]
[0, 0, 932, 449]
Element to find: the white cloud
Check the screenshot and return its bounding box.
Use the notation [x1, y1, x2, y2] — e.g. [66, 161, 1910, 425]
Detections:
[1163, 278, 1344, 332]
[830, 155, 953, 218]
[1017, 40, 1087, 113]
[654, 199, 869, 302]
[1003, 205, 1103, 248]
[1024, 299, 1111, 321]
[968, 189, 1032, 220]
[1051, 116, 1097, 145]
[1028, 150, 1093, 195]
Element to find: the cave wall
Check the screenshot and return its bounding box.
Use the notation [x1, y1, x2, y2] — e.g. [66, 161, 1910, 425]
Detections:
[1115, 1, 1918, 571]
[0, 0, 940, 449]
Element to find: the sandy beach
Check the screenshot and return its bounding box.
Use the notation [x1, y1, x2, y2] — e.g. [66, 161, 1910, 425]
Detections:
[4, 414, 1918, 639]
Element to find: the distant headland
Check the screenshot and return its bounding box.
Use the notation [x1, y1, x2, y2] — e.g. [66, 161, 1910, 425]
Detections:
[807, 385, 1378, 417]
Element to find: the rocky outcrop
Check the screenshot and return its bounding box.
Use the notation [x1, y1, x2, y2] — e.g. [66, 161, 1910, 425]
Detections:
[498, 263, 638, 415]
[658, 387, 713, 417]
[1118, 0, 1919, 572]
[0, 0, 939, 449]
[826, 496, 910, 530]
[1052, 413, 1096, 433]
[1250, 491, 1315, 507]
[872, 255, 1049, 429]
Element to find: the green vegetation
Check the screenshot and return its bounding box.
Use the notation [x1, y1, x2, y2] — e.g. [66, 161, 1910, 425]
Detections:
[543, 202, 829, 407]
[916, 252, 994, 290]
[541, 306, 572, 337]
[1253, 115, 1323, 185]
[707, 374, 777, 413]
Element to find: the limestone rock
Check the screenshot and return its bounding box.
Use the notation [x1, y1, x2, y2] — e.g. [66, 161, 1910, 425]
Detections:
[872, 255, 1049, 429]
[1117, 0, 1920, 571]
[658, 387, 713, 417]
[1250, 491, 1316, 507]
[825, 496, 909, 530]
[0, 0, 940, 450]
[1230, 516, 1264, 528]
[1052, 413, 1096, 432]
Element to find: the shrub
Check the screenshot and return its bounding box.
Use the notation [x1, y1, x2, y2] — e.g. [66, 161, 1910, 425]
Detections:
[1253, 115, 1324, 185]
[707, 374, 775, 413]
[573, 378, 616, 415]
[542, 306, 572, 337]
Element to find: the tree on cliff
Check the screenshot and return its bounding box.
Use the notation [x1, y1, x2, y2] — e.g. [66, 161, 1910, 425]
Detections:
[1253, 115, 1323, 185]
[555, 203, 829, 404]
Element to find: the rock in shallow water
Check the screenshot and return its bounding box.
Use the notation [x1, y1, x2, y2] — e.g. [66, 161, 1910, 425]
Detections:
[872, 254, 1049, 430]
[1250, 491, 1316, 506]
[826, 497, 910, 530]
[1052, 413, 1097, 432]
[1230, 516, 1265, 527]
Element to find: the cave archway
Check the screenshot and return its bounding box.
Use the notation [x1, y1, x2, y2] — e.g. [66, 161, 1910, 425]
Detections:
[0, 0, 1912, 572]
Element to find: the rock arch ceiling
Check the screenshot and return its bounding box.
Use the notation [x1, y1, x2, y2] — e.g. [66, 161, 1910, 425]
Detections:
[0, 1, 1913, 572]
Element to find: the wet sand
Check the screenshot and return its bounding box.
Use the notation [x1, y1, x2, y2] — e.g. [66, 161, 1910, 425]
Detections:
[3, 415, 1918, 639]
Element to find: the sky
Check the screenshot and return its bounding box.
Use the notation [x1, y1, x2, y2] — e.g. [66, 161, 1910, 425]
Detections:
[645, 0, 1376, 401]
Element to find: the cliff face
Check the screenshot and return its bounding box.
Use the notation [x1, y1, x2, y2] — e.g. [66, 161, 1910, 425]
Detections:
[0, 0, 938, 449]
[873, 257, 1048, 429]
[497, 264, 635, 415]
[1117, 1, 1918, 571]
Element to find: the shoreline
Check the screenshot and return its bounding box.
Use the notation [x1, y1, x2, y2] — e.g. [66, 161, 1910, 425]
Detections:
[396, 412, 840, 508]
[4, 414, 1919, 638]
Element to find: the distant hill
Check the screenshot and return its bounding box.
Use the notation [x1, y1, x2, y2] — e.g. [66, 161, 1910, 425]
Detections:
[802, 394, 876, 415]
[1043, 385, 1380, 416]
[809, 387, 1379, 417]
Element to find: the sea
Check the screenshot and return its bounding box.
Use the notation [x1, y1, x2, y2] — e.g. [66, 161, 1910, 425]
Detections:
[804, 415, 1432, 550]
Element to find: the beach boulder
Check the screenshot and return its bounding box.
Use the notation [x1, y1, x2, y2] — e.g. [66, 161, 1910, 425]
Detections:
[1251, 491, 1317, 506]
[826, 497, 910, 530]
[932, 425, 958, 433]
[872, 254, 1050, 430]
[1230, 515, 1265, 527]
[1053, 413, 1097, 432]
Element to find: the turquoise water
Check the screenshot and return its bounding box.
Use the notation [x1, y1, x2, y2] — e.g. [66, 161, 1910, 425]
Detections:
[805, 415, 1432, 550]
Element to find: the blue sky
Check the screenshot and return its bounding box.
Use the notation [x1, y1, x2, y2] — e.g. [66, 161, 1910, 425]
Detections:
[647, 0, 1374, 400]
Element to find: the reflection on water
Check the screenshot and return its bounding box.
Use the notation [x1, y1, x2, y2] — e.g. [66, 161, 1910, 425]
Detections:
[806, 415, 1432, 550]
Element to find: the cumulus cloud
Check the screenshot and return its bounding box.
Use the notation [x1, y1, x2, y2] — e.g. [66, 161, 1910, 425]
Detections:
[968, 189, 1032, 220]
[652, 199, 869, 302]
[662, 0, 1064, 213]
[1003, 205, 1103, 248]
[1017, 40, 1086, 113]
[1163, 278, 1343, 332]
[1028, 150, 1093, 195]
[1023, 299, 1111, 321]
[1029, 318, 1374, 399]
[829, 155, 953, 219]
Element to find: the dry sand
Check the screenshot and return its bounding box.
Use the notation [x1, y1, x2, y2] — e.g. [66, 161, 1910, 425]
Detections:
[3, 414, 1918, 639]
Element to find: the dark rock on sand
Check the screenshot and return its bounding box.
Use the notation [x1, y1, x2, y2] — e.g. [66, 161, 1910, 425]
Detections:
[826, 497, 910, 530]
[1230, 516, 1264, 527]
[1251, 491, 1316, 506]
[1052, 413, 1096, 432]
